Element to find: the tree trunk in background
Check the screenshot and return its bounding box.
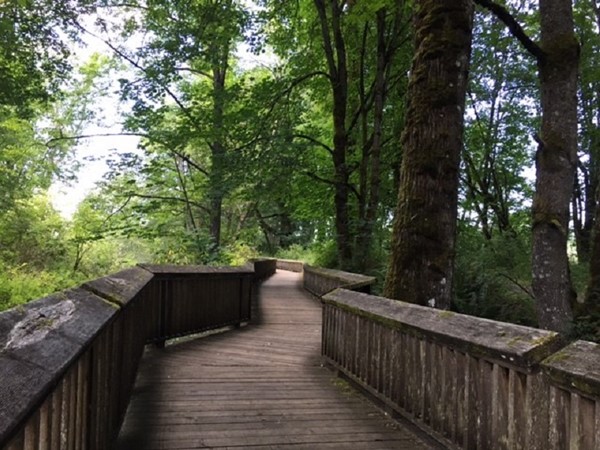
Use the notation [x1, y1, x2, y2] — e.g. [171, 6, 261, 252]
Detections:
[354, 9, 387, 272]
[314, 0, 353, 270]
[209, 57, 228, 250]
[384, 1, 474, 308]
[531, 0, 578, 332]
[582, 1, 600, 318]
[584, 181, 600, 316]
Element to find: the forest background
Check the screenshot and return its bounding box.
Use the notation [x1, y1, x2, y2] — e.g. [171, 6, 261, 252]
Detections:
[1, 0, 598, 341]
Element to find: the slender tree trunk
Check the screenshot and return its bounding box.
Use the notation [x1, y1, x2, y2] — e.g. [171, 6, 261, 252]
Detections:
[384, 1, 474, 308]
[573, 73, 600, 264]
[583, 3, 600, 314]
[209, 59, 227, 249]
[314, 0, 353, 269]
[355, 9, 388, 272]
[531, 0, 578, 332]
[585, 182, 600, 315]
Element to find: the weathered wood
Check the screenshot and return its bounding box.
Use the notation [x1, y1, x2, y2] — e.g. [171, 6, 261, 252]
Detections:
[542, 340, 600, 398]
[140, 263, 253, 275]
[248, 258, 277, 280]
[304, 265, 376, 297]
[275, 259, 304, 272]
[321, 287, 600, 450]
[323, 289, 562, 368]
[0, 264, 258, 450]
[82, 267, 153, 306]
[0, 289, 117, 446]
[116, 271, 434, 449]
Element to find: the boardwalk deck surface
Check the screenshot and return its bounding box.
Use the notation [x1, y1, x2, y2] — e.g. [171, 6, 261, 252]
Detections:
[116, 271, 435, 449]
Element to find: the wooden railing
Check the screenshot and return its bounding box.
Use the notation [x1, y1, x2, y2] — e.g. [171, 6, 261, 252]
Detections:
[5, 258, 597, 450]
[275, 258, 304, 273]
[0, 262, 268, 450]
[303, 264, 376, 296]
[248, 258, 277, 280]
[321, 288, 600, 450]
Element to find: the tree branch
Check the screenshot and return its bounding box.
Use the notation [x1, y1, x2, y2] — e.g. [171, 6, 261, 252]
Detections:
[498, 273, 535, 300]
[474, 0, 545, 62]
[124, 192, 211, 213]
[72, 20, 202, 131]
[301, 170, 360, 199]
[292, 134, 333, 154]
[45, 132, 210, 177]
[174, 66, 212, 79]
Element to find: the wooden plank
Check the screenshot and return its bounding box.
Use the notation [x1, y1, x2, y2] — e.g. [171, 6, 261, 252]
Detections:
[509, 369, 527, 450]
[525, 372, 549, 450]
[595, 400, 600, 450]
[116, 271, 434, 450]
[548, 385, 570, 450]
[491, 363, 509, 449]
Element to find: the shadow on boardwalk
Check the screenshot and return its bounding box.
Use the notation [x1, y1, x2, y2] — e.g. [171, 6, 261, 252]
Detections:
[116, 271, 435, 449]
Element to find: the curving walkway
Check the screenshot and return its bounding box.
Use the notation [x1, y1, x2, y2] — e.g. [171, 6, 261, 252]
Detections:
[116, 271, 435, 449]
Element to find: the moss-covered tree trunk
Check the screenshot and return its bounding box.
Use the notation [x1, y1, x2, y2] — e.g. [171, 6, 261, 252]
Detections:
[531, 0, 578, 332]
[383, 1, 474, 308]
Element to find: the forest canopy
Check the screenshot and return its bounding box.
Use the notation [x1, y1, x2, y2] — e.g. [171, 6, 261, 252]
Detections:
[0, 0, 598, 341]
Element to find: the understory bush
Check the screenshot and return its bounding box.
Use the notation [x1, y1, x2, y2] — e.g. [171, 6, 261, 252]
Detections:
[453, 228, 538, 326]
[0, 265, 87, 312]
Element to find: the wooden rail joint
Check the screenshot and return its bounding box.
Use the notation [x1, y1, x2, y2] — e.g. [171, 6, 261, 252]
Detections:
[303, 265, 376, 297]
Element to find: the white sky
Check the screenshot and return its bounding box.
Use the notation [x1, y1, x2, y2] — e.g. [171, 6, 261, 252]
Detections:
[49, 20, 141, 219]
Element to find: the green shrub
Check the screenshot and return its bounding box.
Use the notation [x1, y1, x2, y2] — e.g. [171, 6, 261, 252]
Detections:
[0, 266, 86, 312]
[453, 228, 537, 326]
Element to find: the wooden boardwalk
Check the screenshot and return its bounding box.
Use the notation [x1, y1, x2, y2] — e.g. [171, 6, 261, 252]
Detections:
[116, 271, 436, 449]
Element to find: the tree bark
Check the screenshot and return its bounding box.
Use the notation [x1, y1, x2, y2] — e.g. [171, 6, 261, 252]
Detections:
[314, 0, 353, 269]
[531, 0, 578, 332]
[384, 1, 474, 309]
[583, 2, 600, 315]
[208, 54, 228, 250]
[585, 182, 600, 316]
[355, 9, 388, 272]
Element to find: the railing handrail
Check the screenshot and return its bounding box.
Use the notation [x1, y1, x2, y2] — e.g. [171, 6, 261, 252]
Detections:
[321, 287, 600, 449]
[0, 260, 275, 449]
[7, 259, 595, 450]
[303, 264, 376, 296]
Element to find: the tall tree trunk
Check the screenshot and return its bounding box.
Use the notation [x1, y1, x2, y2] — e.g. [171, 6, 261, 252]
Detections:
[573, 52, 600, 264]
[355, 9, 388, 272]
[531, 0, 578, 332]
[384, 1, 474, 309]
[209, 59, 228, 250]
[314, 0, 352, 269]
[584, 182, 600, 316]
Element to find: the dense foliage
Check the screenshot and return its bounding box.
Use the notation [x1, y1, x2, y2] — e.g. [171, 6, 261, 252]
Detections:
[0, 0, 598, 340]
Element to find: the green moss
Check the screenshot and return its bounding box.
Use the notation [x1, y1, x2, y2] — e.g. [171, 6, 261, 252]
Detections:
[507, 336, 523, 348]
[39, 318, 55, 329]
[530, 334, 557, 347]
[543, 350, 570, 365]
[330, 377, 355, 397]
[438, 310, 456, 319]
